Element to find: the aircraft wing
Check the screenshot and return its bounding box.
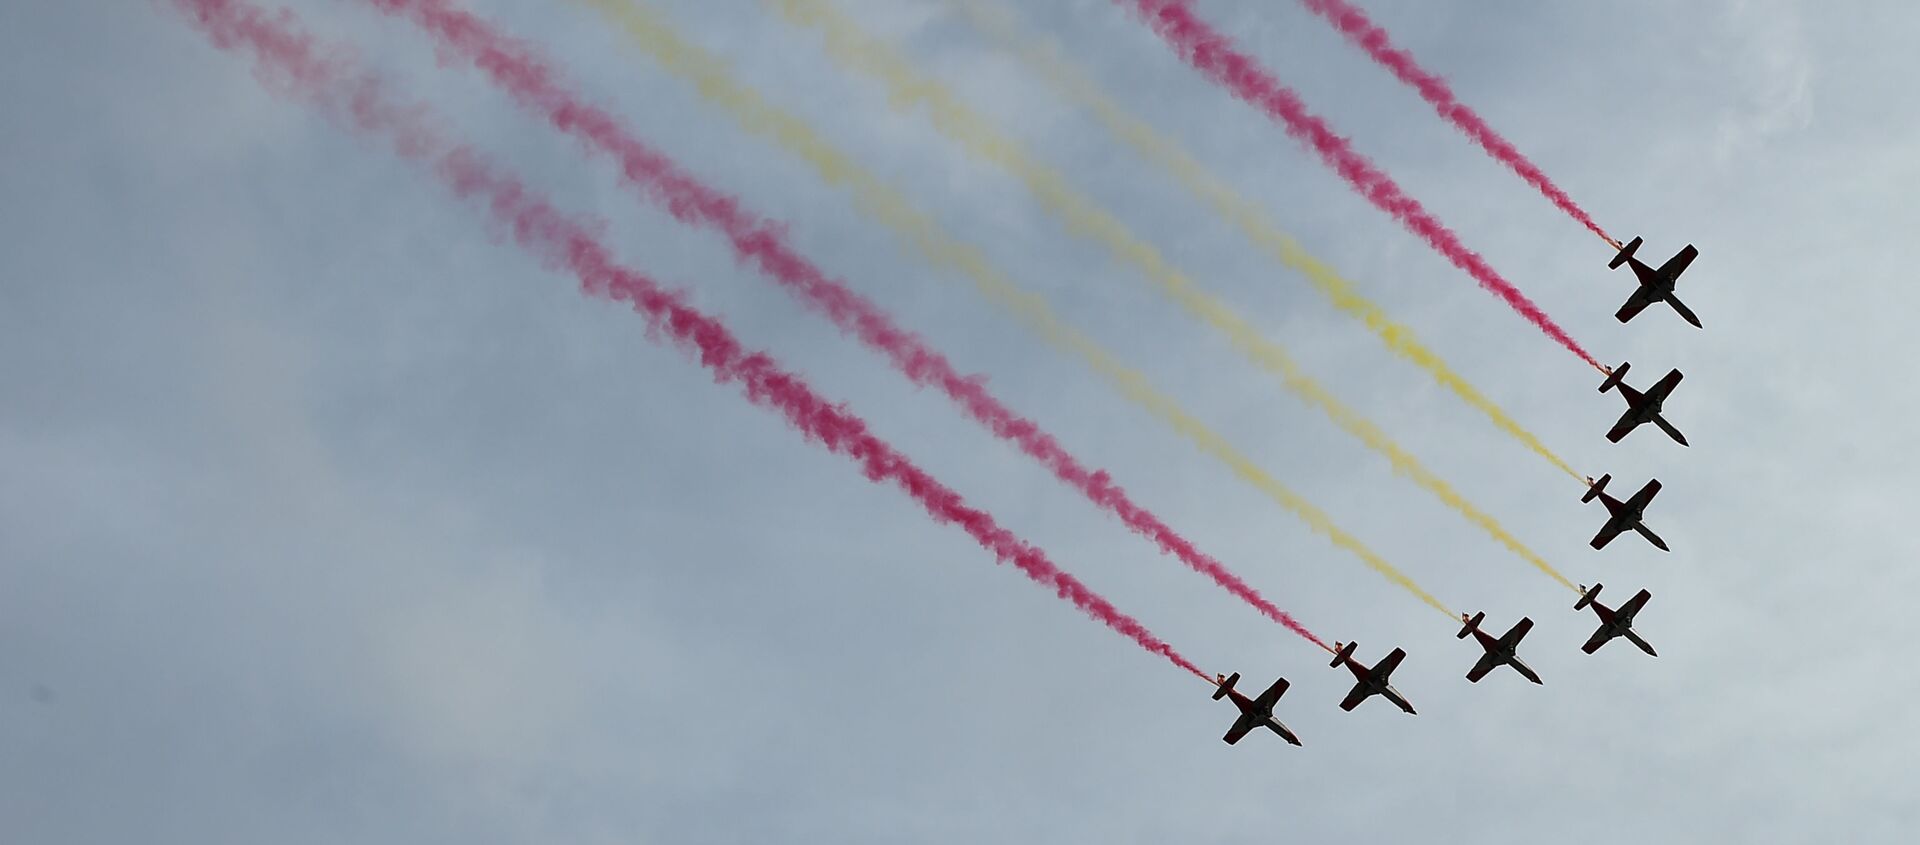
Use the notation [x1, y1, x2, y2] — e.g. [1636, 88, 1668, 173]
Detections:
[1581, 627, 1613, 654]
[1614, 288, 1658, 323]
[1606, 410, 1642, 443]
[1590, 520, 1626, 550]
[1618, 589, 1652, 619]
[1223, 713, 1260, 745]
[1372, 648, 1407, 680]
[1645, 370, 1685, 404]
[1466, 653, 1500, 683]
[1338, 684, 1371, 712]
[1626, 479, 1663, 512]
[1657, 245, 1699, 280]
[1501, 617, 1534, 647]
[1253, 678, 1289, 710]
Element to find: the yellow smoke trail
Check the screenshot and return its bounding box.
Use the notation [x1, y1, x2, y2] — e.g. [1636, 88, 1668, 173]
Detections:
[766, 0, 1579, 593]
[583, 0, 1457, 618]
[950, 0, 1584, 489]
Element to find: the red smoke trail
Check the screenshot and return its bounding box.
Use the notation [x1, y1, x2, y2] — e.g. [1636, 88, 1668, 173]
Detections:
[358, 0, 1332, 652]
[1299, 0, 1616, 247]
[1121, 0, 1607, 373]
[171, 0, 1214, 682]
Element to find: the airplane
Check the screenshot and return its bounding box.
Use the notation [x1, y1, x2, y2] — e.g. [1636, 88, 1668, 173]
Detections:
[1574, 584, 1658, 656]
[1330, 642, 1416, 714]
[1582, 473, 1670, 551]
[1607, 236, 1701, 328]
[1599, 361, 1688, 446]
[1457, 612, 1543, 685]
[1211, 672, 1303, 746]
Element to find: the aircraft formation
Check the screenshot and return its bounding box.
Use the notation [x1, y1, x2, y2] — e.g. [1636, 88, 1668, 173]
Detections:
[1213, 232, 1698, 745]
[1211, 229, 1699, 744]
[169, 0, 1705, 756]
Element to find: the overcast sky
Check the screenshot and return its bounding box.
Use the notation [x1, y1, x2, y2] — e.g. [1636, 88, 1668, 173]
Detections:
[4, 0, 1915, 841]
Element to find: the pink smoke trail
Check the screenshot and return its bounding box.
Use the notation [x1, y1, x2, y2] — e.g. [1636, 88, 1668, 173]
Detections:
[356, 0, 1332, 651]
[171, 0, 1214, 682]
[1121, 0, 1607, 373]
[1299, 0, 1616, 247]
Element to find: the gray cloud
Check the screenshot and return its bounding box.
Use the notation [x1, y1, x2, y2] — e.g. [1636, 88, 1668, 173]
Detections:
[2, 0, 1912, 841]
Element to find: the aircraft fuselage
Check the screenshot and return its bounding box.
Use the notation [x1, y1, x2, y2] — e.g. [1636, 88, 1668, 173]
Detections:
[1228, 697, 1298, 744]
[1624, 395, 1662, 419]
[1215, 674, 1303, 745]
[1610, 239, 1701, 327]
[1260, 717, 1301, 744]
[1629, 259, 1678, 296]
[1467, 628, 1539, 682]
[1342, 665, 1412, 712]
[1506, 657, 1542, 684]
[1592, 604, 1644, 642]
[1578, 587, 1658, 656]
[1611, 382, 1663, 427]
[1376, 685, 1415, 713]
[1598, 494, 1643, 529]
[1467, 629, 1501, 652]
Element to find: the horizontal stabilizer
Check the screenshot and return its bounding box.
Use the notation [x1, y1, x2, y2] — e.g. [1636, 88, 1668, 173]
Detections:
[1212, 672, 1238, 701]
[1576, 584, 1602, 611]
[1599, 362, 1630, 393]
[1331, 641, 1356, 668]
[1457, 611, 1485, 639]
[1609, 236, 1643, 269]
[1582, 473, 1611, 503]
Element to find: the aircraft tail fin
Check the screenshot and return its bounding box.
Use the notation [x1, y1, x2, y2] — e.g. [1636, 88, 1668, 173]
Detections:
[1599, 362, 1630, 393]
[1582, 474, 1611, 503]
[1331, 641, 1356, 668]
[1457, 611, 1485, 639]
[1576, 584, 1602, 611]
[1609, 236, 1643, 269]
[1212, 672, 1238, 700]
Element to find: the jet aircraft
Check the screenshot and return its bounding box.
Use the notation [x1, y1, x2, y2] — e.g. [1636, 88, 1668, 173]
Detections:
[1582, 473, 1670, 551]
[1574, 584, 1658, 656]
[1457, 612, 1543, 684]
[1330, 642, 1416, 714]
[1599, 361, 1688, 446]
[1607, 236, 1701, 328]
[1211, 673, 1303, 746]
